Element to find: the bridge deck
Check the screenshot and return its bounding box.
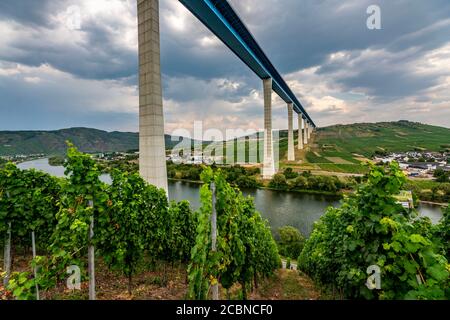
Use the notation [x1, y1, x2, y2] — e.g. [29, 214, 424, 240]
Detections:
[179, 0, 315, 127]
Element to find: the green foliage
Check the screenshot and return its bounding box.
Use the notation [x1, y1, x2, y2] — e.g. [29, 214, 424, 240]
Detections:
[95, 169, 168, 293]
[283, 167, 298, 180]
[302, 175, 339, 192]
[188, 167, 280, 300]
[434, 168, 450, 183]
[36, 142, 109, 288]
[289, 174, 346, 194]
[434, 205, 450, 258]
[167, 162, 261, 189]
[4, 272, 37, 300]
[405, 179, 450, 203]
[0, 128, 140, 156]
[182, 167, 202, 181]
[0, 163, 61, 248]
[269, 173, 288, 190]
[317, 163, 368, 174]
[292, 176, 308, 189]
[187, 169, 214, 300]
[235, 175, 260, 189]
[48, 155, 65, 166]
[166, 200, 196, 263]
[299, 162, 449, 299]
[1, 144, 198, 298]
[315, 121, 450, 158]
[277, 226, 305, 259]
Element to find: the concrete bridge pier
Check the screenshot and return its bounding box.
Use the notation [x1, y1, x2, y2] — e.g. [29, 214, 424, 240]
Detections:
[303, 118, 309, 145]
[287, 103, 295, 161]
[298, 114, 303, 150]
[137, 0, 168, 194]
[262, 78, 275, 179]
[308, 121, 312, 139]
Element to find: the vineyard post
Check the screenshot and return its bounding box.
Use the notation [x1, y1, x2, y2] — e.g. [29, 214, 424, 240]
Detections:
[3, 191, 11, 287]
[210, 182, 219, 300]
[3, 222, 11, 287]
[31, 231, 39, 300]
[88, 200, 96, 300]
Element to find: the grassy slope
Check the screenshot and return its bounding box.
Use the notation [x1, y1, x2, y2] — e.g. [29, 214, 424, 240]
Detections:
[315, 120, 450, 157]
[279, 121, 450, 174]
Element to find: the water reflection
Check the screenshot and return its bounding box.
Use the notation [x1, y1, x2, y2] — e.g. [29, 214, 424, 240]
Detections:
[18, 159, 444, 237]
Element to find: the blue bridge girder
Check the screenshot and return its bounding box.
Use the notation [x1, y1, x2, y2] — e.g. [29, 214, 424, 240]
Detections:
[179, 0, 316, 128]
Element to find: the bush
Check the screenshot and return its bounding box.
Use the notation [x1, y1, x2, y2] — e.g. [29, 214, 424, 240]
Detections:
[434, 169, 450, 183]
[292, 176, 308, 189]
[301, 171, 312, 178]
[283, 167, 298, 180]
[434, 205, 449, 258]
[167, 168, 177, 178]
[269, 173, 288, 190]
[277, 226, 305, 259]
[182, 167, 202, 181]
[299, 162, 449, 300]
[235, 175, 260, 189]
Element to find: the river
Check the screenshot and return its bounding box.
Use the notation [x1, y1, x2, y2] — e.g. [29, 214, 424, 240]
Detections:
[18, 158, 444, 237]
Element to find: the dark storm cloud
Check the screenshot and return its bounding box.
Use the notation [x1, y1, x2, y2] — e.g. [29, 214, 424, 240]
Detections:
[0, 0, 55, 26]
[0, 0, 449, 130]
[228, 0, 450, 73]
[0, 0, 137, 81]
[2, 0, 450, 86]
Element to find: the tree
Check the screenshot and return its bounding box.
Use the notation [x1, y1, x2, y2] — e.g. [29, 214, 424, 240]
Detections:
[292, 176, 308, 190]
[235, 175, 259, 189]
[269, 173, 288, 190]
[277, 226, 305, 259]
[283, 167, 298, 180]
[434, 168, 449, 183]
[301, 171, 312, 178]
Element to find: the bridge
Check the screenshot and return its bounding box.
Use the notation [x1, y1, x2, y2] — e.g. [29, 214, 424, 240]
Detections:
[137, 0, 316, 193]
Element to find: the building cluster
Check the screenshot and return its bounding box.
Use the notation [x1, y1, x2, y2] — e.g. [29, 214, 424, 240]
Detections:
[167, 154, 225, 165]
[374, 151, 450, 178]
[0, 153, 46, 163]
[94, 151, 139, 161]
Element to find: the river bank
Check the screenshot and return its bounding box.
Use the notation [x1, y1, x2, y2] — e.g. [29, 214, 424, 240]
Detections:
[49, 156, 449, 205]
[168, 177, 347, 198]
[18, 158, 445, 236]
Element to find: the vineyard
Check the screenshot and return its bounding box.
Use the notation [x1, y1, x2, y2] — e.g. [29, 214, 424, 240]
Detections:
[1, 144, 449, 300]
[299, 163, 450, 299]
[0, 143, 280, 300]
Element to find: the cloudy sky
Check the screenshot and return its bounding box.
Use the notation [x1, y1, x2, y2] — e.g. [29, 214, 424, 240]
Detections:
[0, 0, 449, 134]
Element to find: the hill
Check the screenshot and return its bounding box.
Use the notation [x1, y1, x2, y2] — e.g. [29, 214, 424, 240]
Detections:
[0, 128, 187, 156]
[1, 121, 448, 161]
[289, 121, 450, 174]
[315, 120, 450, 156]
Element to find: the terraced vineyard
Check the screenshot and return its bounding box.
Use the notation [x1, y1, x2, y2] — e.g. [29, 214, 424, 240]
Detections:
[286, 121, 450, 174]
[314, 120, 450, 157]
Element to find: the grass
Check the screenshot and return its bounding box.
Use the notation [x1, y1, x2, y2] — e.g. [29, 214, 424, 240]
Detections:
[406, 179, 443, 190]
[315, 121, 450, 157]
[248, 269, 320, 300]
[278, 121, 450, 175]
[306, 152, 332, 163]
[318, 163, 369, 174]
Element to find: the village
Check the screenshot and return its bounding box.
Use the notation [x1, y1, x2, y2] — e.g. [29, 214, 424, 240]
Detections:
[374, 151, 450, 178]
